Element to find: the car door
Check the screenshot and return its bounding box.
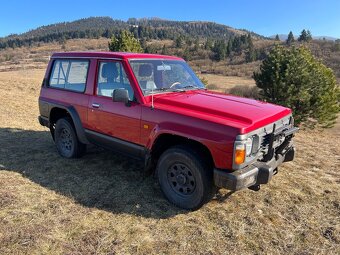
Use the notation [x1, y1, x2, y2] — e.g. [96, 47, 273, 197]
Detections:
[87, 60, 142, 156]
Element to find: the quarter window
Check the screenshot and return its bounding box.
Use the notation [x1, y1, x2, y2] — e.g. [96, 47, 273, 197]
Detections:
[49, 60, 89, 92]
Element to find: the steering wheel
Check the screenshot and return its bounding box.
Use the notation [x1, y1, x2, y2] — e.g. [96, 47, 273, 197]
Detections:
[169, 82, 181, 88]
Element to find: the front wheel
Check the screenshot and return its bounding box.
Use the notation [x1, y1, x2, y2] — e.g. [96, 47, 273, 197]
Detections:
[54, 117, 86, 158]
[156, 145, 215, 210]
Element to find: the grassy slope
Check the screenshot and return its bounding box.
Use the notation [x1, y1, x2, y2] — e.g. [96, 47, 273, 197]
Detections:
[0, 38, 109, 72]
[0, 69, 339, 254]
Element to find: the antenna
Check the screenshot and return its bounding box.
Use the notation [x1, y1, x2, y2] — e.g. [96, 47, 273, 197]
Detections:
[151, 86, 154, 109]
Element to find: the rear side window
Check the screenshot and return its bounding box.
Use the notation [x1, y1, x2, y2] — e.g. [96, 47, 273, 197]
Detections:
[49, 59, 89, 92]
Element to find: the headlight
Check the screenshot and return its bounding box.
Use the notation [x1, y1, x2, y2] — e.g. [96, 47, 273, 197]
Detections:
[245, 137, 253, 156]
[234, 135, 259, 168]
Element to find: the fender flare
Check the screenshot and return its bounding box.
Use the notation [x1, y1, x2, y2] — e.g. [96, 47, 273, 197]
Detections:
[65, 106, 89, 144]
[146, 124, 209, 152]
[47, 101, 90, 144]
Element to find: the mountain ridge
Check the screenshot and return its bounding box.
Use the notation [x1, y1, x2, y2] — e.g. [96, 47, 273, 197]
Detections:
[2, 16, 262, 39]
[270, 34, 339, 41]
[0, 16, 267, 49]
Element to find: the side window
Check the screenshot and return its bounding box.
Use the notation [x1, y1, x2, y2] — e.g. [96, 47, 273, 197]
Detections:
[97, 61, 134, 100]
[49, 59, 89, 92]
[49, 61, 68, 88]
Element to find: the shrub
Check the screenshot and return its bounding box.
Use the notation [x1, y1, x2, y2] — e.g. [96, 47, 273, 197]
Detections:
[206, 84, 219, 90]
[254, 45, 340, 128]
[4, 54, 14, 61]
[227, 85, 260, 99]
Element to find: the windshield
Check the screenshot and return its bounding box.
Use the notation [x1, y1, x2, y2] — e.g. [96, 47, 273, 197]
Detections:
[129, 59, 205, 95]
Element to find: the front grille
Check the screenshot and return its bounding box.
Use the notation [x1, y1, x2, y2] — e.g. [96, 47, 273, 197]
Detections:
[242, 115, 293, 164]
[261, 133, 271, 147]
[259, 125, 291, 160]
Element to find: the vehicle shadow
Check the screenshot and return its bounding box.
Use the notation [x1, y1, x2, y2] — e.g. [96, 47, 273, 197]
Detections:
[0, 127, 233, 218]
[0, 127, 189, 219]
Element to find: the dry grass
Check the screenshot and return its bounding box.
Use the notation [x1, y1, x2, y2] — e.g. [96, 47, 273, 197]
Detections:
[200, 73, 255, 91]
[201, 74, 260, 99]
[0, 66, 339, 254]
[192, 60, 261, 78]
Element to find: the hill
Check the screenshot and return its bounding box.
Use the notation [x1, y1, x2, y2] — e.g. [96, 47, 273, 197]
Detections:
[0, 17, 339, 83]
[0, 16, 265, 49]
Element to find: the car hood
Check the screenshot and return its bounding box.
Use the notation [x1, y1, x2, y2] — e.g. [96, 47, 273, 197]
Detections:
[152, 90, 291, 134]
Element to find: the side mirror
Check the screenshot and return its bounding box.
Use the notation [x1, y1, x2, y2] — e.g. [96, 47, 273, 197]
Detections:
[112, 88, 129, 104]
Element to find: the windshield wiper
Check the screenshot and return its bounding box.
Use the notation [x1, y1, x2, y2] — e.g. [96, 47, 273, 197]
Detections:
[168, 85, 202, 92]
[181, 85, 198, 89]
[147, 87, 172, 94]
[181, 85, 206, 90]
[149, 87, 186, 93]
[147, 85, 202, 95]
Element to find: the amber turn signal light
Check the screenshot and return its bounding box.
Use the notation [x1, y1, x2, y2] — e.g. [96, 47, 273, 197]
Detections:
[234, 144, 246, 165]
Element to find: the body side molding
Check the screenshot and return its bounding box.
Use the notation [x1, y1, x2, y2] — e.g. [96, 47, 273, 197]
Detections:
[84, 129, 146, 160]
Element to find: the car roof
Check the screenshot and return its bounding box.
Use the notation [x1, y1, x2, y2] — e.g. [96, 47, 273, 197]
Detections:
[51, 51, 184, 60]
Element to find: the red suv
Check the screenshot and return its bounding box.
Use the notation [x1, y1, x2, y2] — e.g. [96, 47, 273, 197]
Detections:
[38, 52, 298, 209]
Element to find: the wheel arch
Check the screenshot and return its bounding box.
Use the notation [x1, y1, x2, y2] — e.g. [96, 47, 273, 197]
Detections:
[146, 133, 215, 174]
[49, 104, 89, 144]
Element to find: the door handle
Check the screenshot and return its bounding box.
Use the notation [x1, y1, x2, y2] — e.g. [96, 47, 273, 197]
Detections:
[92, 103, 100, 108]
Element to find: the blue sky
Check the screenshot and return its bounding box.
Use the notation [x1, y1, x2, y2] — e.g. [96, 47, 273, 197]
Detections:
[0, 0, 339, 38]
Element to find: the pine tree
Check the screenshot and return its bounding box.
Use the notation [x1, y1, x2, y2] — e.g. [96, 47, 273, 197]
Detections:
[275, 34, 280, 41]
[194, 37, 200, 52]
[232, 37, 241, 53]
[245, 49, 257, 63]
[205, 38, 213, 50]
[139, 37, 147, 50]
[212, 40, 227, 61]
[227, 38, 233, 56]
[185, 37, 193, 47]
[175, 36, 184, 48]
[182, 47, 191, 61]
[306, 30, 312, 41]
[334, 40, 340, 52]
[286, 31, 295, 45]
[253, 45, 340, 127]
[246, 33, 252, 45]
[245, 34, 256, 62]
[298, 29, 312, 42]
[298, 29, 307, 42]
[108, 30, 143, 52]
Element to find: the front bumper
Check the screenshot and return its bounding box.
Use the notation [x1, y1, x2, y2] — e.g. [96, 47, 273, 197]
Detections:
[214, 146, 295, 190]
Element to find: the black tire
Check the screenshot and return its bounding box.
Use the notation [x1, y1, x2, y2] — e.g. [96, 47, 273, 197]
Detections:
[156, 145, 216, 210]
[50, 126, 55, 141]
[54, 117, 86, 158]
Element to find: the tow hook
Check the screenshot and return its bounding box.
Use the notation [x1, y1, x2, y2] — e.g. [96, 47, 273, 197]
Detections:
[248, 184, 260, 191]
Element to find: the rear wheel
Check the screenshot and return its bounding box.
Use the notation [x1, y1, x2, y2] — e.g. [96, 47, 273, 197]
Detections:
[54, 118, 86, 158]
[156, 145, 215, 210]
